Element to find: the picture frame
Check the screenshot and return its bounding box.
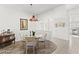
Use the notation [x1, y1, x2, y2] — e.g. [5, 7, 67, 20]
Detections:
[55, 17, 65, 28]
[55, 21, 65, 27]
[20, 18, 28, 30]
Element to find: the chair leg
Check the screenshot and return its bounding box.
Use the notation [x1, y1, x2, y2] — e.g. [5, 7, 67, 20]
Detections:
[26, 47, 28, 54]
[44, 41, 45, 48]
[33, 46, 35, 54]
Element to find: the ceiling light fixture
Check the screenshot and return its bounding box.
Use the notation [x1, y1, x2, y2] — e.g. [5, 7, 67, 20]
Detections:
[29, 4, 38, 21]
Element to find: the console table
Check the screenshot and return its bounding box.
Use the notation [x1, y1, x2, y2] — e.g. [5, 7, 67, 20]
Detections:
[0, 33, 15, 48]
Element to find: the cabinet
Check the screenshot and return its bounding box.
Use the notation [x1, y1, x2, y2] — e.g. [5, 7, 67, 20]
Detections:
[0, 33, 15, 48]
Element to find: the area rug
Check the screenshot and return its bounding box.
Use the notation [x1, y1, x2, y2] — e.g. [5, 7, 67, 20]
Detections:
[0, 41, 26, 54]
[0, 40, 57, 54]
[36, 40, 57, 54]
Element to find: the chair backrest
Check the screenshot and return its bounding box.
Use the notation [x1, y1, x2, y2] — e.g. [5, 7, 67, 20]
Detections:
[38, 32, 47, 41]
[24, 37, 36, 43]
[42, 33, 47, 40]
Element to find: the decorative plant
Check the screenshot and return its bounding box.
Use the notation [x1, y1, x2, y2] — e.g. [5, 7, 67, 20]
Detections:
[32, 31, 35, 36]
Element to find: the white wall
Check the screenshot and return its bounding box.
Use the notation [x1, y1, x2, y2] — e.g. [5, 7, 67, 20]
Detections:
[39, 5, 70, 40]
[0, 5, 70, 41]
[69, 6, 79, 28]
[68, 5, 79, 53]
[0, 5, 51, 41]
[0, 5, 31, 41]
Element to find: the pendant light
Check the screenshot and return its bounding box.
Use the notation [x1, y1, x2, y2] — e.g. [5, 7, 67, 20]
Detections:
[29, 4, 38, 21]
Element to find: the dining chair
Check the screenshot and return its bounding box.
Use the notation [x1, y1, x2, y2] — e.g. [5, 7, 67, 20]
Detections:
[24, 37, 38, 54]
[38, 32, 47, 49]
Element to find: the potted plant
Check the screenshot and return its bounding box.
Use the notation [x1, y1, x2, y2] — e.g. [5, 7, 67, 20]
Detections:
[32, 31, 35, 36]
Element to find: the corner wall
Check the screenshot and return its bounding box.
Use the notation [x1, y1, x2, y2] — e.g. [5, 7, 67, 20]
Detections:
[39, 5, 70, 40]
[0, 5, 31, 41]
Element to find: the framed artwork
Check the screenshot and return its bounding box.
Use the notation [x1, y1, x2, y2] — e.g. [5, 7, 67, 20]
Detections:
[55, 21, 65, 27]
[55, 17, 66, 28]
[20, 18, 28, 30]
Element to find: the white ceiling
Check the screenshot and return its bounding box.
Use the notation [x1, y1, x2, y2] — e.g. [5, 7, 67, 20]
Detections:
[0, 4, 61, 15]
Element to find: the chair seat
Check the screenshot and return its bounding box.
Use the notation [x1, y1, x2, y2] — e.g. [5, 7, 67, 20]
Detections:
[39, 39, 45, 41]
[26, 42, 37, 47]
[26, 42, 37, 54]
